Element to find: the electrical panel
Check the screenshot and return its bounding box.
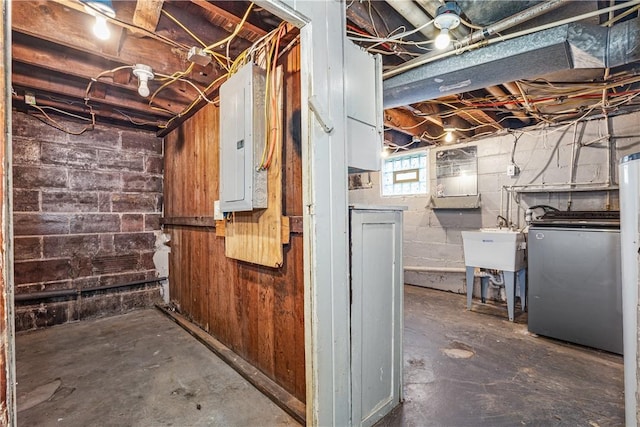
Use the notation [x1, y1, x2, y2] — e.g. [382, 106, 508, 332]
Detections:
[219, 62, 267, 212]
[345, 41, 383, 173]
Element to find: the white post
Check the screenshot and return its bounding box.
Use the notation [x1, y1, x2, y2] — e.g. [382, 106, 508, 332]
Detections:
[258, 1, 351, 425]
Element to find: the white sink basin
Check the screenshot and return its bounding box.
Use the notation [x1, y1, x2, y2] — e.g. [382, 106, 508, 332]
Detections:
[461, 229, 526, 271]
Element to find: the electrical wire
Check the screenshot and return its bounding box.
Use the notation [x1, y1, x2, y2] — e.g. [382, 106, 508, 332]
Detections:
[161, 9, 207, 48]
[34, 105, 92, 122]
[114, 109, 162, 127]
[28, 104, 92, 135]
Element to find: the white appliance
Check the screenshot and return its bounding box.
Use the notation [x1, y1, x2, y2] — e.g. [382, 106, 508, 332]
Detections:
[620, 153, 640, 427]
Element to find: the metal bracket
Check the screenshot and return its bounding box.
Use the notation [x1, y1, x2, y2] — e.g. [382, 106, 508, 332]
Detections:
[308, 95, 334, 133]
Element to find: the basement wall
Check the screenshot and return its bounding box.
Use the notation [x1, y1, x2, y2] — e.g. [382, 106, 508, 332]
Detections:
[12, 112, 163, 331]
[349, 111, 640, 300]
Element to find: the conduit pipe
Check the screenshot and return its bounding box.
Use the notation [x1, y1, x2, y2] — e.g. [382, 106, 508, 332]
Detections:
[14, 277, 167, 303]
[504, 81, 536, 115]
[458, 0, 570, 47]
[485, 85, 531, 124]
[384, 0, 640, 78]
[404, 266, 466, 273]
[386, 0, 438, 39]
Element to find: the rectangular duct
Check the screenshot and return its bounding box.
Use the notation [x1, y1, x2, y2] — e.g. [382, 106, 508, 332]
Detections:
[384, 18, 639, 109]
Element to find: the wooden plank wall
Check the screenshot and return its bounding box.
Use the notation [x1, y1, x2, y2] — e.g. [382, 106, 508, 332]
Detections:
[163, 45, 304, 402]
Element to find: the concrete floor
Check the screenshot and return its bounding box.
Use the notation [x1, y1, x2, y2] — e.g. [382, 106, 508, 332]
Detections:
[15, 286, 624, 427]
[16, 309, 297, 427]
[378, 285, 624, 426]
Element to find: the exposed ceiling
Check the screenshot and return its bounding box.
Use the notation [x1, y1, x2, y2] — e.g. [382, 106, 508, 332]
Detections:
[10, 1, 640, 146]
[347, 0, 640, 150]
[11, 0, 288, 136]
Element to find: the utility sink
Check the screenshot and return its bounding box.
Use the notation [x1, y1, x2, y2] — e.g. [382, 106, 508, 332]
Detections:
[461, 229, 526, 271]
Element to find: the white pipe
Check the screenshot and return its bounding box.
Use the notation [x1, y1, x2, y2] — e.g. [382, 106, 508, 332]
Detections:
[485, 85, 531, 124]
[384, 0, 640, 79]
[386, 0, 437, 39]
[404, 266, 466, 273]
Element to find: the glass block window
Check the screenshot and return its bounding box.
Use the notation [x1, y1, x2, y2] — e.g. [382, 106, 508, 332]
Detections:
[382, 150, 429, 196]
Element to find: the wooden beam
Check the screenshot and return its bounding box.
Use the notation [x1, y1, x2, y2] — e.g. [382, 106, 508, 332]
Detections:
[436, 96, 504, 131]
[50, 0, 166, 40]
[133, 0, 164, 32]
[384, 108, 436, 139]
[11, 93, 163, 129]
[12, 65, 175, 118]
[12, 1, 213, 86]
[190, 0, 267, 42]
[11, 34, 193, 105]
[161, 216, 217, 227]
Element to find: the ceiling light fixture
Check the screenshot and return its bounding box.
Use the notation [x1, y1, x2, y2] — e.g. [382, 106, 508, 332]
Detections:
[444, 130, 455, 143]
[433, 2, 461, 50]
[442, 122, 457, 143]
[81, 0, 116, 41]
[132, 64, 154, 98]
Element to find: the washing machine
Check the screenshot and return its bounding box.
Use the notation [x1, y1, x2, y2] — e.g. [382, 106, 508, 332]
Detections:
[528, 211, 622, 354]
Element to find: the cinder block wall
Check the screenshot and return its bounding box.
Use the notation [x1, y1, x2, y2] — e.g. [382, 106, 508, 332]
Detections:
[350, 112, 640, 298]
[12, 112, 164, 330]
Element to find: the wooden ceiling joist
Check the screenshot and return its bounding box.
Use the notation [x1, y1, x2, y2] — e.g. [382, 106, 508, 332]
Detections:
[12, 1, 213, 86]
[133, 0, 164, 32]
[11, 92, 163, 129]
[384, 108, 438, 141]
[11, 36, 193, 106]
[12, 64, 177, 117]
[190, 0, 267, 42]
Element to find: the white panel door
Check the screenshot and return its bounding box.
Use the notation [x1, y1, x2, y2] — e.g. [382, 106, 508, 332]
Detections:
[350, 208, 403, 427]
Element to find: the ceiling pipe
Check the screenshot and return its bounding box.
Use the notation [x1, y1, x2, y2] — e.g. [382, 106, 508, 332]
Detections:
[485, 85, 531, 124]
[386, 0, 438, 39]
[504, 81, 538, 117]
[458, 0, 570, 47]
[385, 0, 631, 79]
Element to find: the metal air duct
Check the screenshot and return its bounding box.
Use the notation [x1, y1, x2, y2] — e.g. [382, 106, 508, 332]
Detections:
[384, 17, 640, 109]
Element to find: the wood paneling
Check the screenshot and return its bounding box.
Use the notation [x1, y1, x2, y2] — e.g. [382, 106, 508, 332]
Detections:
[164, 46, 304, 402]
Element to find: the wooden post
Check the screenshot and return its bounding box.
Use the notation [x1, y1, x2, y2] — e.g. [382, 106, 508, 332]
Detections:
[0, 0, 16, 425]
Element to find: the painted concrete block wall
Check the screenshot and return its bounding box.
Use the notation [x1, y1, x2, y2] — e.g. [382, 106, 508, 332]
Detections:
[12, 112, 164, 330]
[350, 112, 640, 298]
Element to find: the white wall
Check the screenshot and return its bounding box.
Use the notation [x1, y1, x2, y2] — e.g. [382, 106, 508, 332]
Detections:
[349, 112, 640, 298]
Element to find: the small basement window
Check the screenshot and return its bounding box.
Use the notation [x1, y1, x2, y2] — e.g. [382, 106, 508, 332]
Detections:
[382, 150, 429, 196]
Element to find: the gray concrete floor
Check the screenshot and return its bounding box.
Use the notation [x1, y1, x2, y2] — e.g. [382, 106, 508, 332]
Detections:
[15, 286, 625, 427]
[378, 285, 624, 427]
[16, 309, 297, 427]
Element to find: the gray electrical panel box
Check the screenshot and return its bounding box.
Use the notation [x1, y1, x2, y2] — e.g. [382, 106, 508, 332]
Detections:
[219, 62, 267, 212]
[345, 41, 383, 173]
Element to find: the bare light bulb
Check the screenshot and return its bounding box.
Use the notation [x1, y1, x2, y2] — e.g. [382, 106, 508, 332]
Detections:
[435, 28, 451, 50]
[445, 130, 454, 143]
[93, 15, 110, 40]
[138, 79, 150, 97]
[381, 147, 390, 158]
[132, 64, 154, 98]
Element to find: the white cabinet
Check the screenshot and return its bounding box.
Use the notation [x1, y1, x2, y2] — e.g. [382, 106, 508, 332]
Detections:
[350, 205, 404, 427]
[345, 42, 383, 173]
